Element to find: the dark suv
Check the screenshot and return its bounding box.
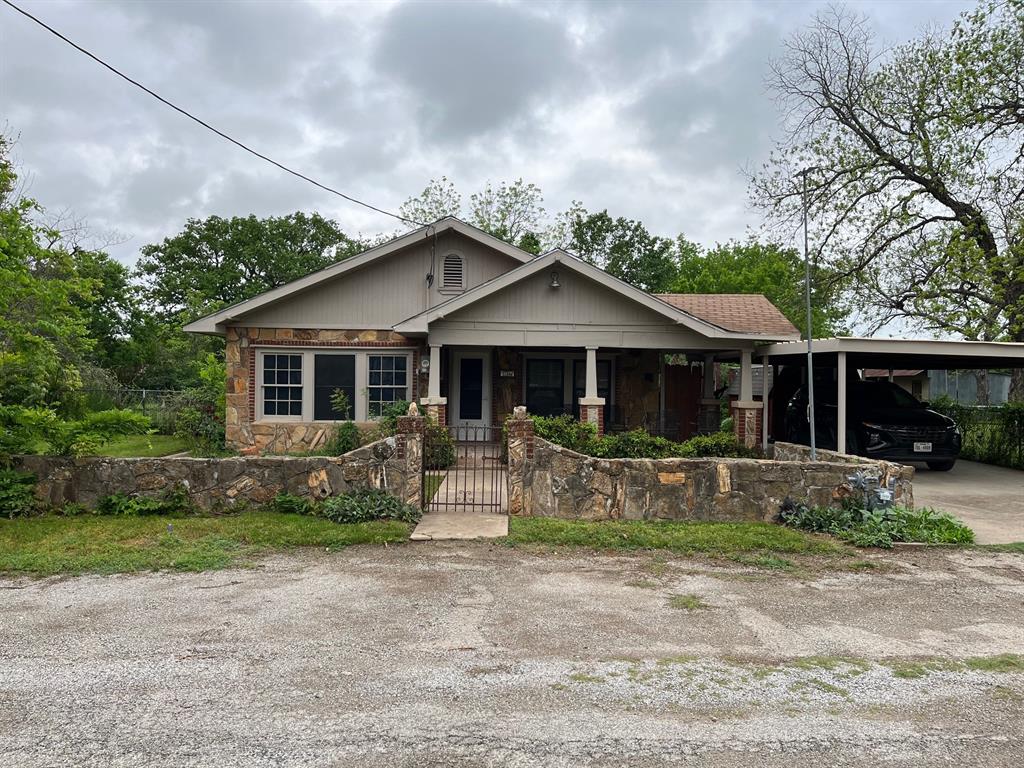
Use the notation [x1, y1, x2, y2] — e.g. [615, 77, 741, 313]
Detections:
[783, 379, 961, 470]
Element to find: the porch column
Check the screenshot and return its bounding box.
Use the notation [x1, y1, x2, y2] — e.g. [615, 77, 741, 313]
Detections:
[837, 351, 848, 454]
[698, 354, 720, 434]
[420, 343, 447, 426]
[762, 355, 770, 453]
[579, 346, 606, 436]
[732, 348, 763, 449]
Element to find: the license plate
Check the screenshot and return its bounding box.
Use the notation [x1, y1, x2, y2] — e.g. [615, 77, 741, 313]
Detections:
[913, 442, 933, 453]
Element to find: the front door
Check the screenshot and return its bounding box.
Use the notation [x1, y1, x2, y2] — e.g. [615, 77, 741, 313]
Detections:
[451, 349, 491, 431]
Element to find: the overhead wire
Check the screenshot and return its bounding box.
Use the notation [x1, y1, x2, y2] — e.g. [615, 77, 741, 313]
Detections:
[1, 0, 426, 228]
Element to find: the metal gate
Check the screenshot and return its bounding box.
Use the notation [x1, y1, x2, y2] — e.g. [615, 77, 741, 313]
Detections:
[423, 425, 506, 513]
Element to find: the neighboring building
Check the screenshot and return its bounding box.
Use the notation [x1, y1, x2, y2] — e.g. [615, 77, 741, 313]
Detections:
[862, 369, 931, 401]
[185, 218, 799, 452]
[928, 369, 1010, 405]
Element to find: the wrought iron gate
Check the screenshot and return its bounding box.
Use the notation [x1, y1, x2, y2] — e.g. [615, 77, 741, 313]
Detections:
[423, 425, 506, 513]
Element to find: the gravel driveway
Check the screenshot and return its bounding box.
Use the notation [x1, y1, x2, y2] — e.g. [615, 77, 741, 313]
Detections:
[2, 543, 1023, 767]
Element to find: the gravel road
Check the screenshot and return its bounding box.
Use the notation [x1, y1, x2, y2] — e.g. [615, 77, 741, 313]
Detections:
[2, 543, 1023, 767]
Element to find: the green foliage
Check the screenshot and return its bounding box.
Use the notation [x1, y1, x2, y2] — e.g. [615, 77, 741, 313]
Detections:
[424, 422, 456, 470]
[0, 405, 150, 457]
[0, 469, 37, 518]
[671, 240, 844, 337]
[94, 484, 193, 517]
[324, 421, 362, 455]
[533, 416, 756, 460]
[136, 212, 362, 323]
[172, 354, 226, 454]
[930, 396, 1024, 469]
[329, 388, 352, 420]
[780, 500, 975, 549]
[567, 209, 679, 292]
[271, 489, 421, 525]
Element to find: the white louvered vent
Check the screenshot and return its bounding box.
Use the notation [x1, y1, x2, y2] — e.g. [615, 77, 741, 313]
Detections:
[442, 254, 464, 289]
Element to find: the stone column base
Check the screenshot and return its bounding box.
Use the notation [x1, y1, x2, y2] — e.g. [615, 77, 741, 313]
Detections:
[580, 396, 606, 437]
[732, 401, 764, 449]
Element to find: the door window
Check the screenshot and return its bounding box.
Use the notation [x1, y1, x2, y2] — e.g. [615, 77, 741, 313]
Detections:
[459, 357, 484, 420]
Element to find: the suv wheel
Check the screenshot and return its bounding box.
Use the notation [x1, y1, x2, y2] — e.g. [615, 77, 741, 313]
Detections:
[926, 459, 956, 472]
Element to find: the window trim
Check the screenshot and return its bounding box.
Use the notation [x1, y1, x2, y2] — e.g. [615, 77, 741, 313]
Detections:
[255, 347, 414, 423]
[438, 250, 466, 294]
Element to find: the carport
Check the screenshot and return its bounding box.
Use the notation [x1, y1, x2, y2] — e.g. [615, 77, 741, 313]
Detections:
[755, 337, 1024, 454]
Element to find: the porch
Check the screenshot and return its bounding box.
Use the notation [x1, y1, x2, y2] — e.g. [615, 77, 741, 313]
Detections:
[419, 344, 760, 442]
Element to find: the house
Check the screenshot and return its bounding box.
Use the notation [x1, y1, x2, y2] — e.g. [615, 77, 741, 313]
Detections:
[184, 217, 800, 452]
[862, 369, 930, 401]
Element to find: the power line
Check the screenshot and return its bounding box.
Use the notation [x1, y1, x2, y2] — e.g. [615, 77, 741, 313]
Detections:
[1, 0, 424, 227]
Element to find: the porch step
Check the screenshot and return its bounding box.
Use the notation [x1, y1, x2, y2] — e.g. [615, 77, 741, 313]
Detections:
[410, 512, 509, 541]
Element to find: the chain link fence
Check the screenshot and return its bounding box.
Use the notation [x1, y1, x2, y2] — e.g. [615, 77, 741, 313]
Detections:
[78, 389, 187, 434]
[931, 398, 1024, 470]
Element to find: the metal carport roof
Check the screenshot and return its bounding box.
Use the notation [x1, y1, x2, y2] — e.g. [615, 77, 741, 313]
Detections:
[756, 337, 1024, 369]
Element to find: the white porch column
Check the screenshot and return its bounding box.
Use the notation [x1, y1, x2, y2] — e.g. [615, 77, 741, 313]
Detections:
[579, 346, 606, 435]
[762, 354, 770, 452]
[732, 349, 763, 449]
[428, 344, 442, 399]
[837, 351, 848, 454]
[585, 346, 598, 399]
[421, 343, 447, 425]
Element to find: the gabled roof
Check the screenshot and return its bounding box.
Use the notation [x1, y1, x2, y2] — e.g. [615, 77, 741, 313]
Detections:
[183, 217, 533, 334]
[394, 249, 797, 340]
[655, 294, 799, 337]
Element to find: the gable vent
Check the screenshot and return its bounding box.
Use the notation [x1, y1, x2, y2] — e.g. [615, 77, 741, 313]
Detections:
[442, 254, 464, 289]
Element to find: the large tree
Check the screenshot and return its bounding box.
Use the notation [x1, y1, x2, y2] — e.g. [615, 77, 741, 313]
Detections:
[0, 135, 93, 406]
[751, 3, 1023, 351]
[565, 210, 680, 293]
[136, 212, 362, 321]
[670, 239, 845, 337]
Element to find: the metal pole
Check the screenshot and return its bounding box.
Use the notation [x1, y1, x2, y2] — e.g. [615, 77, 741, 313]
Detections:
[801, 169, 817, 460]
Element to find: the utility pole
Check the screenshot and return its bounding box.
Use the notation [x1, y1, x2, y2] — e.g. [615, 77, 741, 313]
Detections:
[798, 168, 818, 460]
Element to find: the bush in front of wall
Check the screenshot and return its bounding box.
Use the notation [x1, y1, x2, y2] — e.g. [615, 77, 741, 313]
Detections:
[271, 489, 421, 524]
[780, 498, 975, 548]
[324, 421, 362, 455]
[94, 484, 194, 517]
[0, 468, 38, 518]
[424, 421, 456, 469]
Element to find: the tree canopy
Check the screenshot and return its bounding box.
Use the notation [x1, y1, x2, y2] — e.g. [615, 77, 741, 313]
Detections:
[751, 1, 1023, 345]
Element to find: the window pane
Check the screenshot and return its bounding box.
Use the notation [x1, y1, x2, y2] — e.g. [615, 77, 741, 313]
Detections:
[264, 401, 277, 416]
[395, 357, 407, 372]
[289, 355, 302, 370]
[264, 370, 274, 384]
[313, 354, 355, 420]
[277, 370, 289, 384]
[369, 371, 381, 385]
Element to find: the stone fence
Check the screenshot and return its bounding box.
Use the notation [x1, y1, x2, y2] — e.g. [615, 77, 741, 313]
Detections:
[505, 409, 913, 522]
[13, 413, 425, 512]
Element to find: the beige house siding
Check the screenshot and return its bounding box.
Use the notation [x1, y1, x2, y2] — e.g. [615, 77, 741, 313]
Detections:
[225, 327, 426, 452]
[232, 231, 522, 330]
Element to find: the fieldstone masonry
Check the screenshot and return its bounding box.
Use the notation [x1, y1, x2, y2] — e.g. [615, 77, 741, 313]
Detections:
[504, 410, 913, 522]
[15, 411, 426, 512]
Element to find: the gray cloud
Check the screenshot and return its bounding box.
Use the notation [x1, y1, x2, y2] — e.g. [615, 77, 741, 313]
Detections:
[0, 0, 973, 265]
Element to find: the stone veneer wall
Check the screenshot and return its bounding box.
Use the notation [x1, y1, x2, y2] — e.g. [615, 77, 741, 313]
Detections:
[14, 419, 425, 512]
[225, 327, 425, 452]
[505, 412, 914, 522]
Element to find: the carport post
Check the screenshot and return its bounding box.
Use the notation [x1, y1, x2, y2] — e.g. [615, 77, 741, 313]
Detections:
[762, 355, 770, 453]
[837, 351, 847, 454]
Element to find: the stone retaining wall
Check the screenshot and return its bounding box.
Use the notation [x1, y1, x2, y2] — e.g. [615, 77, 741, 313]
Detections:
[506, 410, 913, 522]
[13, 418, 424, 512]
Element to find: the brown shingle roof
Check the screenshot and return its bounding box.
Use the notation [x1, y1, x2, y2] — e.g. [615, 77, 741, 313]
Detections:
[654, 293, 799, 337]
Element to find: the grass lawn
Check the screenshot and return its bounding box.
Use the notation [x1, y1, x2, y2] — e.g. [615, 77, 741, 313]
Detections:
[423, 473, 444, 501]
[0, 511, 411, 576]
[97, 434, 189, 458]
[507, 517, 851, 561]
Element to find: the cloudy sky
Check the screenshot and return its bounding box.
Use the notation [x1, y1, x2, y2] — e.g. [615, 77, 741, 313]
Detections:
[2, 0, 971, 265]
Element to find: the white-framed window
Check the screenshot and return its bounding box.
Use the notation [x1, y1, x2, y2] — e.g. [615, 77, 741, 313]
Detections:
[256, 348, 413, 422]
[261, 353, 303, 418]
[367, 354, 409, 417]
[441, 252, 464, 290]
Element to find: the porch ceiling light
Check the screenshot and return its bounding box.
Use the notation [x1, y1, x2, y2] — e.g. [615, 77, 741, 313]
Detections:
[549, 270, 561, 289]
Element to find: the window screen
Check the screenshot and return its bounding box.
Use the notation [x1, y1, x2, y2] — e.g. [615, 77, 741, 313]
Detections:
[314, 354, 355, 420]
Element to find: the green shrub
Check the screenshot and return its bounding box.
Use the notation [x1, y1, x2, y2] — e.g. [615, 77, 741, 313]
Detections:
[94, 484, 193, 516]
[0, 405, 151, 457]
[594, 429, 680, 459]
[270, 489, 421, 524]
[678, 432, 757, 458]
[329, 388, 352, 420]
[318, 489, 421, 524]
[172, 355, 226, 455]
[531, 414, 598, 453]
[271, 492, 315, 516]
[0, 468, 38, 518]
[323, 421, 362, 455]
[780, 499, 975, 548]
[424, 421, 456, 469]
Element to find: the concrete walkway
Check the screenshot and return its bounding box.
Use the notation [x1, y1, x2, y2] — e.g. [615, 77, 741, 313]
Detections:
[409, 511, 508, 540]
[913, 460, 1024, 544]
